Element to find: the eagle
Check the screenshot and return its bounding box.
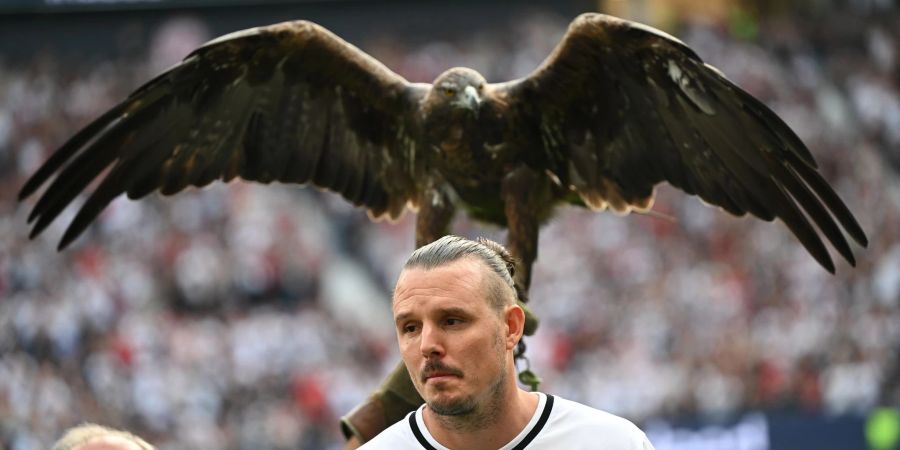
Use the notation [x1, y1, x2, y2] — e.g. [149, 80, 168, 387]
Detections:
[19, 13, 867, 443]
[20, 14, 866, 283]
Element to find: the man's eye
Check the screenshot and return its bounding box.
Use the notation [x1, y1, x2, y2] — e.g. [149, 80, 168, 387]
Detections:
[403, 324, 418, 334]
[445, 318, 463, 326]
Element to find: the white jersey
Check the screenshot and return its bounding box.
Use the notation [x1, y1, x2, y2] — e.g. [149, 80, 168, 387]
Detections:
[359, 393, 655, 450]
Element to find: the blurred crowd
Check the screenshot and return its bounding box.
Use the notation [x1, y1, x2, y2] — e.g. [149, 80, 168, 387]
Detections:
[1, 3, 899, 449]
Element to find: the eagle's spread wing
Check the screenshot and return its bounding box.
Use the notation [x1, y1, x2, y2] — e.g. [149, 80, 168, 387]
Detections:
[20, 21, 425, 249]
[500, 13, 867, 272]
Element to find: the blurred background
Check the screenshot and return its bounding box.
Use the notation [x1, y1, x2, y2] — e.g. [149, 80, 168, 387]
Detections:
[1, 0, 898, 449]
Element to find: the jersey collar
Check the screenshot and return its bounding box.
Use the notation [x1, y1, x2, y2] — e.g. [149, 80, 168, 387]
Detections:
[409, 392, 555, 450]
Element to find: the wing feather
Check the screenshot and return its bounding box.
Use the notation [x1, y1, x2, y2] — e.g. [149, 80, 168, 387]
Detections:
[18, 100, 133, 201]
[785, 151, 868, 246]
[500, 13, 866, 270]
[20, 21, 425, 248]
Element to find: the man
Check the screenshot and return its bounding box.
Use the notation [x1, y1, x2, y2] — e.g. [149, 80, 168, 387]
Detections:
[53, 424, 155, 450]
[361, 235, 654, 449]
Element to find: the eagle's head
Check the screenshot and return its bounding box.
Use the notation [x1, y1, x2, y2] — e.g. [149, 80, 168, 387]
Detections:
[426, 67, 486, 115]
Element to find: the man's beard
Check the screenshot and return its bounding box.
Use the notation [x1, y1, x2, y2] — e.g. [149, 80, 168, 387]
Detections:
[426, 328, 508, 426]
[428, 368, 506, 416]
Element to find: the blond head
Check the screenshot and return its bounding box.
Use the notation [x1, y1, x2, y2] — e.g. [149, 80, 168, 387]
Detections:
[53, 424, 154, 450]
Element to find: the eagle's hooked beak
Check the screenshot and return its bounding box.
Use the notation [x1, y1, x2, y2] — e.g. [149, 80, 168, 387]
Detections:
[463, 85, 481, 112]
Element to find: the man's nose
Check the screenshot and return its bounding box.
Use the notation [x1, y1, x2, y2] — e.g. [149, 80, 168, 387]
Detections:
[420, 323, 445, 357]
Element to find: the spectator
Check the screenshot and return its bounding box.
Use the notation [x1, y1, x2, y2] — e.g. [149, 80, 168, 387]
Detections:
[52, 424, 155, 450]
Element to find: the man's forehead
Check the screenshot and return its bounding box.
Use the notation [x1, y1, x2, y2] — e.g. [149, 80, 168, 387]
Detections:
[392, 258, 486, 306]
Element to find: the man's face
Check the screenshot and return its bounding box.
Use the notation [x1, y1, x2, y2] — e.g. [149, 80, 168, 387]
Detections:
[393, 258, 514, 416]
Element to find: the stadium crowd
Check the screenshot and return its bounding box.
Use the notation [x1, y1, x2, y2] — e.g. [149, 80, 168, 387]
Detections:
[1, 3, 899, 449]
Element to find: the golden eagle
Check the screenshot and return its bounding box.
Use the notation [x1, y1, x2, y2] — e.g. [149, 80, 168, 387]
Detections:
[19, 13, 867, 443]
[20, 14, 866, 280]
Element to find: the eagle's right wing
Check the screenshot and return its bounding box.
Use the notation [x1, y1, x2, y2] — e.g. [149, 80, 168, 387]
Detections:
[20, 21, 428, 249]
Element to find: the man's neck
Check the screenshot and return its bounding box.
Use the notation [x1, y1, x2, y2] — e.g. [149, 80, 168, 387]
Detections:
[423, 386, 540, 450]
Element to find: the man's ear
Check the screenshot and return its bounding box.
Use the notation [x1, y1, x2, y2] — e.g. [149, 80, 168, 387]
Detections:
[504, 304, 526, 351]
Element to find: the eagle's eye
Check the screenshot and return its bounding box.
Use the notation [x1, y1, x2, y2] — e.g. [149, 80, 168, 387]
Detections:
[443, 88, 456, 97]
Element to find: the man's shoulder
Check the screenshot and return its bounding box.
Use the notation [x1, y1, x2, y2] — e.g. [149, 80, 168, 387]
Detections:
[550, 395, 638, 428]
[542, 395, 653, 449]
[358, 412, 417, 450]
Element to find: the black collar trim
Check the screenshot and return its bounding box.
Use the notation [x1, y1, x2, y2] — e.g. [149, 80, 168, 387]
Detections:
[511, 394, 554, 450]
[410, 411, 438, 450]
[409, 394, 555, 450]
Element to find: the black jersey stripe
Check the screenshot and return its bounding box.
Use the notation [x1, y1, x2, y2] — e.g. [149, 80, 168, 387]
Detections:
[408, 394, 554, 450]
[409, 410, 439, 450]
[511, 394, 555, 450]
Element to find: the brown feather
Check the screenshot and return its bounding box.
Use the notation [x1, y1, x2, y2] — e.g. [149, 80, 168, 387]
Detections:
[21, 20, 424, 249]
[498, 12, 866, 271]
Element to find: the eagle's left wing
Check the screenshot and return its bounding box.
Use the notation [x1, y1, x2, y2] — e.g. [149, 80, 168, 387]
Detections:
[498, 13, 867, 272]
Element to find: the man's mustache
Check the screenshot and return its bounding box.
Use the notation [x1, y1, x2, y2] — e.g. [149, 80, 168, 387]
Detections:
[421, 360, 464, 382]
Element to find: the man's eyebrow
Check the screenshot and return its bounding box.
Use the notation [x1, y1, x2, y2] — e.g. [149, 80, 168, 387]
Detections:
[394, 312, 413, 325]
[394, 307, 473, 325]
[439, 306, 473, 318]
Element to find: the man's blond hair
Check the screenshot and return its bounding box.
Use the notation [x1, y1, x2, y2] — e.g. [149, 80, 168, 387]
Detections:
[53, 423, 155, 450]
[403, 235, 518, 313]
